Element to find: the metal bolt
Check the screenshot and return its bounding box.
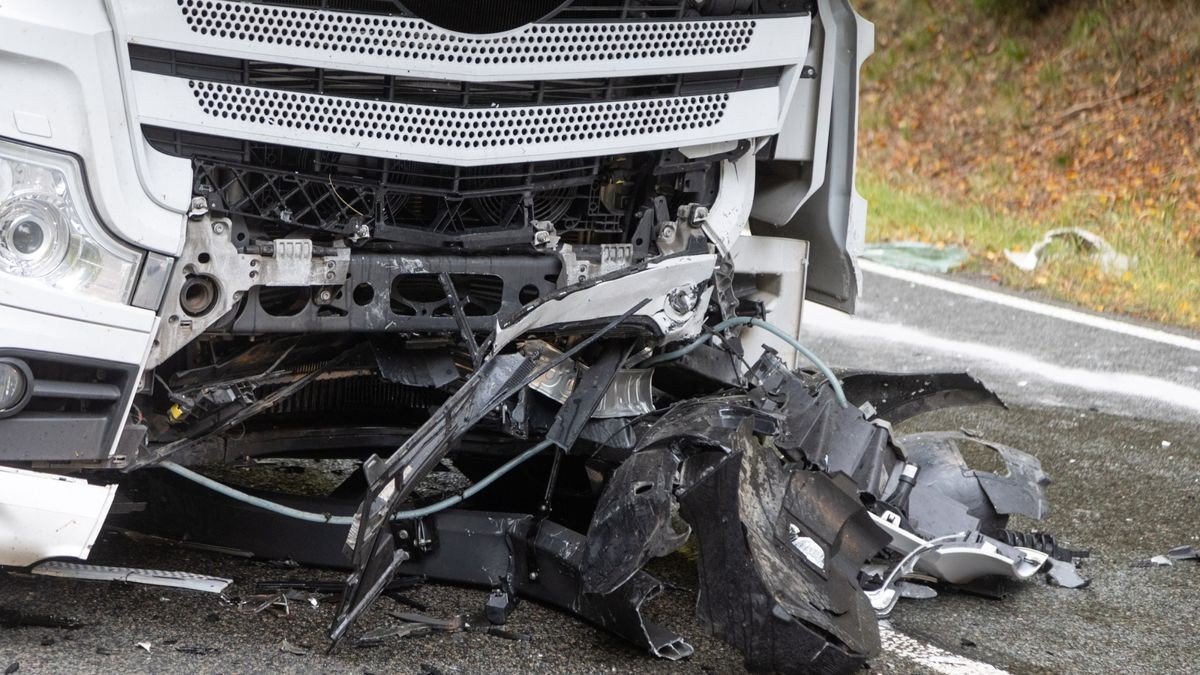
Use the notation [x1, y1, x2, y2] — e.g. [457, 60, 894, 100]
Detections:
[659, 224, 677, 241]
[668, 288, 695, 314]
[397, 529, 410, 540]
[317, 289, 333, 303]
[326, 272, 336, 281]
[528, 571, 539, 581]
[187, 197, 210, 220]
[212, 222, 226, 235]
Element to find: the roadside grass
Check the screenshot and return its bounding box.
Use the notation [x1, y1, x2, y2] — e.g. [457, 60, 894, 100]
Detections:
[860, 168, 1200, 329]
[856, 0, 1200, 330]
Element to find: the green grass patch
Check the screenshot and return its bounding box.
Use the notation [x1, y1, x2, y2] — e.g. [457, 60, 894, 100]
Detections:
[859, 169, 1200, 328]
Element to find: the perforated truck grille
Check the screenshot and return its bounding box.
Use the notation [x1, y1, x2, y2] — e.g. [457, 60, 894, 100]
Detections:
[176, 0, 757, 63]
[189, 80, 729, 149]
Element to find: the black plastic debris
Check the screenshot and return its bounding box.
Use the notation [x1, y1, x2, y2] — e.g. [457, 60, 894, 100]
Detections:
[485, 590, 515, 625]
[0, 610, 84, 630]
[1167, 545, 1199, 561]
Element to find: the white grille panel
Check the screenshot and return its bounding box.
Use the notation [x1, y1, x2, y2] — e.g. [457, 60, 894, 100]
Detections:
[189, 80, 728, 149]
[114, 1, 810, 81]
[133, 72, 784, 165]
[178, 0, 756, 63]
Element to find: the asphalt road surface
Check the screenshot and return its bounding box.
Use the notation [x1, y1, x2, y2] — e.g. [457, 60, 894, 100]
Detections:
[2, 262, 1198, 674]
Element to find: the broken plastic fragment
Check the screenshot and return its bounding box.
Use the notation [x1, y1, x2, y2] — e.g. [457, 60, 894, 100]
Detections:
[1004, 227, 1131, 275]
[31, 561, 232, 594]
[861, 241, 969, 274]
[279, 639, 308, 656]
[1167, 545, 1199, 561]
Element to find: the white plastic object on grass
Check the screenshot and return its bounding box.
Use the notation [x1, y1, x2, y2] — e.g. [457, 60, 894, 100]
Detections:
[1004, 227, 1131, 275]
[0, 466, 117, 567]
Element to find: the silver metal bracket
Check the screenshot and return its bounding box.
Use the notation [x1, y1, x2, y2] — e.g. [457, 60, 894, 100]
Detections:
[148, 217, 350, 367]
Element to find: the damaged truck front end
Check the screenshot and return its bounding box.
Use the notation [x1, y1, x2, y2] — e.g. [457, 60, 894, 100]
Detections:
[0, 1, 1084, 671]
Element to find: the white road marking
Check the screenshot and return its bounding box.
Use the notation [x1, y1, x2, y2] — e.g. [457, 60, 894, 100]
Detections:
[805, 304, 1200, 415]
[879, 621, 1010, 675]
[859, 259, 1200, 353]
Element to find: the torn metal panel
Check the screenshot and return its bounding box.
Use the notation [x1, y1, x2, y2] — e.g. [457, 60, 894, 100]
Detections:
[31, 561, 232, 593]
[839, 371, 1006, 423]
[547, 342, 632, 450]
[592, 369, 655, 419]
[0, 466, 117, 567]
[679, 433, 889, 674]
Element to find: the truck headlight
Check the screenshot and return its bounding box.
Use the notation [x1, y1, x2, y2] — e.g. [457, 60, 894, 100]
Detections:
[0, 142, 141, 303]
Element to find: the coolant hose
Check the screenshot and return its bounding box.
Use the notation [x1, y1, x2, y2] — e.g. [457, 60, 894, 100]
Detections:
[159, 439, 555, 525]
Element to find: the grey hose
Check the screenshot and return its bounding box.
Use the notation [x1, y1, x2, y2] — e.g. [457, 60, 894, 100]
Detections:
[159, 439, 555, 525]
[639, 316, 849, 408]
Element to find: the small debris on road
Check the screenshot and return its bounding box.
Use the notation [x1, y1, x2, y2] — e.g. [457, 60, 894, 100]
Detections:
[175, 645, 220, 655]
[278, 639, 308, 656]
[0, 609, 84, 630]
[1167, 545, 1199, 561]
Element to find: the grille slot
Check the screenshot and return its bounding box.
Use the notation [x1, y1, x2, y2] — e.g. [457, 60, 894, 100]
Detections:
[130, 45, 782, 109]
[146, 127, 627, 242]
[177, 0, 757, 63]
[264, 374, 447, 417]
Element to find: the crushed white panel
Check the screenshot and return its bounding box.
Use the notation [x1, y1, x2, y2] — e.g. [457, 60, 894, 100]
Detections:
[879, 621, 1011, 675]
[116, 0, 810, 81]
[32, 561, 233, 594]
[133, 71, 783, 166]
[0, 467, 117, 567]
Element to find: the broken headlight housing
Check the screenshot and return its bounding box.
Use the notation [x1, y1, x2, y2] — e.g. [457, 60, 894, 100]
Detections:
[0, 140, 141, 303]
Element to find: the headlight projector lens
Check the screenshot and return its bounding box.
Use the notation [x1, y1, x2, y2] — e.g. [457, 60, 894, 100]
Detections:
[0, 196, 70, 277]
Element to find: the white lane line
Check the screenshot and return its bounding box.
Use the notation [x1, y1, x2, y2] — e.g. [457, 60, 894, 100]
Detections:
[879, 621, 1010, 675]
[859, 259, 1200, 353]
[805, 304, 1200, 415]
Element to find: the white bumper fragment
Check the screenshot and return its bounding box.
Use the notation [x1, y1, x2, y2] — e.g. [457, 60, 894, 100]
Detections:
[0, 466, 117, 567]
